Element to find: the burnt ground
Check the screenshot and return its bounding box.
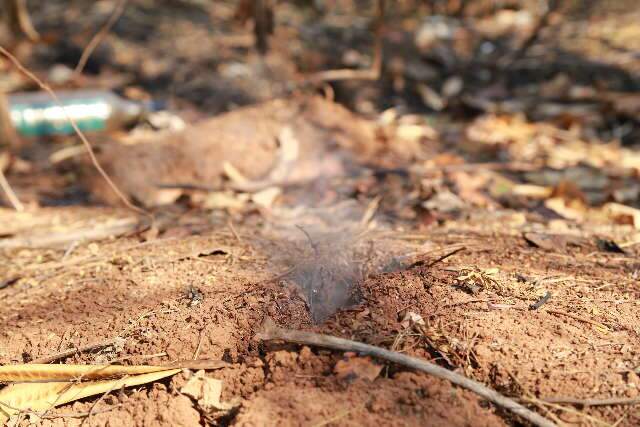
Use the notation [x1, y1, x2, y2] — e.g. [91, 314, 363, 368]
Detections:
[2, 1, 640, 426]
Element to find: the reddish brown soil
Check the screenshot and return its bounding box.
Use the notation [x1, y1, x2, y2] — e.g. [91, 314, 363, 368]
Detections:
[2, 1, 640, 426]
[1, 205, 639, 426]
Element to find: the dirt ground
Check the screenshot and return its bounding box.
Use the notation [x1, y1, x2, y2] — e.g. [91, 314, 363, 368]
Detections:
[1, 205, 639, 426]
[2, 1, 640, 426]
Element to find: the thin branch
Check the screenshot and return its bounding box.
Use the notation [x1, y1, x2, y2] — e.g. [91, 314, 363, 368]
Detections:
[427, 246, 466, 267]
[295, 224, 319, 256]
[545, 309, 609, 330]
[0, 166, 24, 211]
[542, 397, 640, 407]
[42, 405, 123, 419]
[0, 46, 148, 217]
[256, 318, 556, 427]
[74, 0, 128, 76]
[31, 338, 119, 364]
[80, 381, 120, 426]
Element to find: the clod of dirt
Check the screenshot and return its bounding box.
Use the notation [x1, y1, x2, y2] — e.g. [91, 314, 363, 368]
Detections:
[180, 370, 239, 412]
[334, 354, 383, 382]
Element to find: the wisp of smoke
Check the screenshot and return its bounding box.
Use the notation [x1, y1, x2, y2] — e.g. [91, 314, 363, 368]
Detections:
[267, 200, 368, 323]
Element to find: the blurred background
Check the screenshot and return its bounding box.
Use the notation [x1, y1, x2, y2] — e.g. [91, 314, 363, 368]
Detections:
[1, 0, 640, 211]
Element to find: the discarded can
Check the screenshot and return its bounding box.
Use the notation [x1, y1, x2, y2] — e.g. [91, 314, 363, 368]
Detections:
[7, 90, 162, 137]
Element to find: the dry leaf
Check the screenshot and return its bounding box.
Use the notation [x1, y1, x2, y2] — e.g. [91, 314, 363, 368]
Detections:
[0, 364, 174, 382]
[334, 356, 382, 382]
[180, 370, 238, 412]
[0, 368, 181, 423]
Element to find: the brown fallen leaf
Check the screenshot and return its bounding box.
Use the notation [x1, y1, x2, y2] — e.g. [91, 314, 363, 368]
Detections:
[523, 232, 569, 251]
[334, 355, 383, 382]
[180, 370, 239, 412]
[0, 368, 181, 423]
[0, 363, 173, 382]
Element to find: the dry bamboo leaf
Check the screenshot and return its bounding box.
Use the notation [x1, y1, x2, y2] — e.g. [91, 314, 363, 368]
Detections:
[0, 368, 181, 423]
[0, 364, 173, 382]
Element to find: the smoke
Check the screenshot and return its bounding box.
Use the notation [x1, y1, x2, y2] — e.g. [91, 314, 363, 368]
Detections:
[254, 97, 389, 323]
[267, 198, 369, 323]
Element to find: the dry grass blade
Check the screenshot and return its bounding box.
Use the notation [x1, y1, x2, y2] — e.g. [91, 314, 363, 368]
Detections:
[0, 369, 180, 423]
[0, 46, 148, 217]
[0, 364, 173, 382]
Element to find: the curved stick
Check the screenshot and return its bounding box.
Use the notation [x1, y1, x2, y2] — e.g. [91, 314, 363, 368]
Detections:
[257, 318, 556, 427]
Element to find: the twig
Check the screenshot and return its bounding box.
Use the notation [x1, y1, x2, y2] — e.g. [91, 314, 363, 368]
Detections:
[75, 0, 128, 76]
[42, 404, 123, 419]
[430, 298, 491, 317]
[295, 225, 319, 255]
[427, 246, 466, 267]
[409, 246, 466, 269]
[308, 0, 385, 82]
[31, 338, 119, 364]
[542, 397, 640, 407]
[193, 329, 205, 360]
[80, 381, 121, 426]
[0, 276, 20, 290]
[0, 166, 24, 211]
[524, 396, 610, 427]
[227, 219, 243, 244]
[0, 46, 148, 216]
[256, 318, 556, 427]
[544, 309, 609, 330]
[265, 266, 297, 283]
[529, 291, 552, 310]
[360, 196, 381, 228]
[312, 409, 352, 427]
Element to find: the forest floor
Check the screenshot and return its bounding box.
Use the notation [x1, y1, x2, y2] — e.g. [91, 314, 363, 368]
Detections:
[1, 1, 640, 426]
